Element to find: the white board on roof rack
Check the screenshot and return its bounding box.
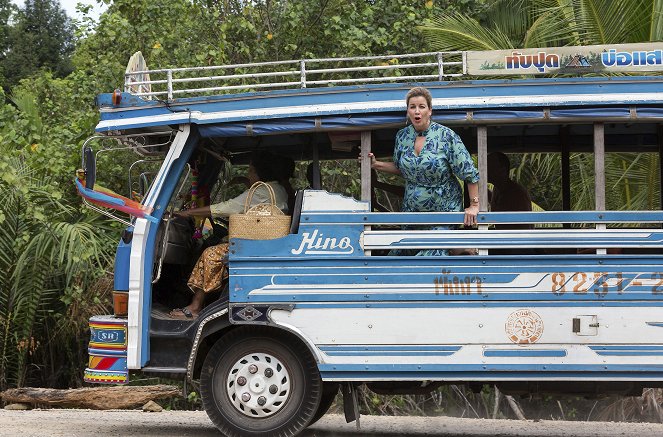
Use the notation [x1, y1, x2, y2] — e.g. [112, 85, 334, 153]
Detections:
[125, 51, 151, 98]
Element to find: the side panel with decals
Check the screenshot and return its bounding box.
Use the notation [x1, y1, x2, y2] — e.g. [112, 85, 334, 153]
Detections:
[228, 192, 663, 382]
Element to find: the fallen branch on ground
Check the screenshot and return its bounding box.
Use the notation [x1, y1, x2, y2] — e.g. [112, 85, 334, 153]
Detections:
[0, 385, 181, 410]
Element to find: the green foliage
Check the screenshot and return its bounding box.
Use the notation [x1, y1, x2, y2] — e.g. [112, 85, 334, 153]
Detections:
[0, 89, 115, 390]
[421, 0, 663, 51]
[73, 0, 486, 86]
[0, 0, 75, 89]
[349, 384, 663, 422]
[515, 152, 660, 213]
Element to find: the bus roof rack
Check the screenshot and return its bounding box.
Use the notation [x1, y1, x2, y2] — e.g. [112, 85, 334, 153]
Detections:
[123, 42, 663, 100]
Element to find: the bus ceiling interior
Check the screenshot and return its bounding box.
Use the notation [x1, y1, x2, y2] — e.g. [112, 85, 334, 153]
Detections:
[191, 120, 663, 161]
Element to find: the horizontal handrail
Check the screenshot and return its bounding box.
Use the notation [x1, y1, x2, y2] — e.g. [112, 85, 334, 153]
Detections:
[301, 211, 663, 225]
[363, 228, 663, 250]
[125, 51, 465, 100]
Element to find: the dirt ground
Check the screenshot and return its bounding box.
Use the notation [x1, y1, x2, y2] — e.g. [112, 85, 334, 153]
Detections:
[2, 410, 663, 436]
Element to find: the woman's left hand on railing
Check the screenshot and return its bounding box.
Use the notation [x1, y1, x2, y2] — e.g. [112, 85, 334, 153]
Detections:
[464, 204, 479, 227]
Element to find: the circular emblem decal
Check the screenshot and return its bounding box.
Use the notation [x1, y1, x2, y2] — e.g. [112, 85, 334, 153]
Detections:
[505, 309, 544, 344]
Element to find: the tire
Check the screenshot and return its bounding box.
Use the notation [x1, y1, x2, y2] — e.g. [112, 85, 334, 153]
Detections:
[308, 382, 339, 427]
[200, 327, 322, 437]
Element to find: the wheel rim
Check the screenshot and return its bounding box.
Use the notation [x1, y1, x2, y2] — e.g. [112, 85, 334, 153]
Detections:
[226, 352, 291, 418]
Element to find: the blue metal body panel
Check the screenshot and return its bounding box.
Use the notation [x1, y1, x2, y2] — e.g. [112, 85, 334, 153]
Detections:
[113, 235, 132, 291]
[135, 131, 198, 366]
[96, 76, 663, 133]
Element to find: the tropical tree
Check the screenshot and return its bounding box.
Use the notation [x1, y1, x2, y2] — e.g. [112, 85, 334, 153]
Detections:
[0, 0, 75, 89]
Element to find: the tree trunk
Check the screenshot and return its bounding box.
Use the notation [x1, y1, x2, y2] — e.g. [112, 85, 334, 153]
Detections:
[1, 385, 180, 410]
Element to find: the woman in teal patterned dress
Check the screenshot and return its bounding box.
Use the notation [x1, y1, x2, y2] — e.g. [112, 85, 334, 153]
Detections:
[369, 87, 480, 256]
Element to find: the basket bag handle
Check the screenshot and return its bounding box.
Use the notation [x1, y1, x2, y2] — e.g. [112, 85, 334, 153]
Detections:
[243, 181, 278, 213]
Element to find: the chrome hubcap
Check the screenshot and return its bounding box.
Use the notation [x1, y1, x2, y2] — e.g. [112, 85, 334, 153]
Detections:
[227, 352, 290, 417]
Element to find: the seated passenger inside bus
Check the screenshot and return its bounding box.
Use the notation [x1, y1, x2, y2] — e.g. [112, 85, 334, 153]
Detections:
[487, 151, 532, 227]
[487, 152, 543, 255]
[169, 150, 288, 319]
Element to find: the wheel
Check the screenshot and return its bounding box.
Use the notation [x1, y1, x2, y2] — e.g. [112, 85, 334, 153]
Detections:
[308, 382, 339, 427]
[200, 327, 322, 437]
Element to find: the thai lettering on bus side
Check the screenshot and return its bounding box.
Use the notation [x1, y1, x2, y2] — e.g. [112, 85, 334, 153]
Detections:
[291, 229, 354, 255]
[433, 270, 483, 295]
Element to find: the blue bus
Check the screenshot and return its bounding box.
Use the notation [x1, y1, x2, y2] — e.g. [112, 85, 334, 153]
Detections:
[79, 45, 663, 437]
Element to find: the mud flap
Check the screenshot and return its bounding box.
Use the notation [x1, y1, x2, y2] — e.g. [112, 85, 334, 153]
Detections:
[342, 382, 360, 429]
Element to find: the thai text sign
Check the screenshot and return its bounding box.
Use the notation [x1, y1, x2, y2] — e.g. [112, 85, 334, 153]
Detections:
[467, 42, 663, 75]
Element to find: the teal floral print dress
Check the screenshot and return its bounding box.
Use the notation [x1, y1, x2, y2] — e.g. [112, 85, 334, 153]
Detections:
[393, 121, 479, 256]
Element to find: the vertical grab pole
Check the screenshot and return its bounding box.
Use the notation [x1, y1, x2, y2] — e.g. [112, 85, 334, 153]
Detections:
[477, 125, 488, 256]
[561, 126, 571, 211]
[594, 122, 606, 255]
[658, 125, 663, 213]
[311, 141, 321, 190]
[360, 131, 372, 202]
[561, 126, 571, 229]
[437, 52, 444, 80]
[300, 60, 307, 89]
[167, 70, 173, 100]
[361, 131, 372, 256]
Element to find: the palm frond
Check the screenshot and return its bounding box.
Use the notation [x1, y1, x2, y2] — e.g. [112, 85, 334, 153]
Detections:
[420, 13, 516, 51]
[574, 0, 652, 44]
[652, 0, 663, 41]
[522, 9, 577, 47]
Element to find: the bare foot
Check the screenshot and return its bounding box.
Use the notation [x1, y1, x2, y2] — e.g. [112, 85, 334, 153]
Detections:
[169, 307, 198, 320]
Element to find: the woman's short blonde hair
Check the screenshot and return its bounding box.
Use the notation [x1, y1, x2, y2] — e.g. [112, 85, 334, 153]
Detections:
[406, 87, 432, 109]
